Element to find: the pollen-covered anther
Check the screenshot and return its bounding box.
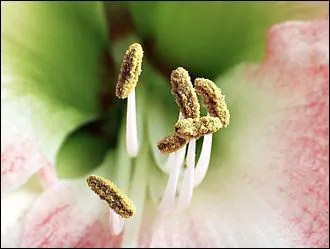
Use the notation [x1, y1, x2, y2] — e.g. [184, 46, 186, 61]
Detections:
[194, 78, 230, 127]
[87, 175, 136, 218]
[116, 43, 144, 99]
[175, 116, 222, 139]
[157, 134, 189, 154]
[171, 67, 200, 118]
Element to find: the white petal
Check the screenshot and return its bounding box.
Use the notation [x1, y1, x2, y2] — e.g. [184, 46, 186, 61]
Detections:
[1, 186, 39, 248]
[121, 144, 149, 248]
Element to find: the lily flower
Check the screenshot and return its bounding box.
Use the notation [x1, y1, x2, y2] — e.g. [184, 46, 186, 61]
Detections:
[1, 2, 329, 248]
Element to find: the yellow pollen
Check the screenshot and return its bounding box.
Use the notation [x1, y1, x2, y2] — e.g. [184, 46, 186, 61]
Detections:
[194, 78, 230, 127]
[170, 67, 200, 118]
[86, 175, 136, 218]
[175, 116, 222, 139]
[116, 43, 144, 99]
[157, 134, 189, 154]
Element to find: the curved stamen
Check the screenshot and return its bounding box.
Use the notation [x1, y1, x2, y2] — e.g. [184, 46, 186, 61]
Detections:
[159, 111, 186, 174]
[157, 134, 188, 154]
[158, 144, 186, 214]
[175, 116, 222, 139]
[109, 209, 125, 236]
[126, 90, 139, 157]
[177, 138, 196, 210]
[194, 78, 230, 127]
[171, 67, 200, 119]
[86, 175, 136, 218]
[194, 133, 213, 188]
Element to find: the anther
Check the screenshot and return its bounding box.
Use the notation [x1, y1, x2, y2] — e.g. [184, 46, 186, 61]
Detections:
[194, 78, 230, 127]
[171, 67, 200, 119]
[116, 43, 144, 99]
[87, 175, 136, 218]
[175, 116, 222, 139]
[157, 134, 189, 154]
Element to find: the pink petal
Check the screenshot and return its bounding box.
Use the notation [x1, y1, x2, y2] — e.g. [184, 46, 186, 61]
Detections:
[1, 134, 41, 192]
[148, 211, 222, 248]
[1, 127, 48, 196]
[254, 19, 329, 248]
[1, 95, 51, 195]
[261, 19, 328, 91]
[1, 89, 59, 194]
[20, 181, 121, 248]
[36, 162, 59, 189]
[149, 19, 328, 247]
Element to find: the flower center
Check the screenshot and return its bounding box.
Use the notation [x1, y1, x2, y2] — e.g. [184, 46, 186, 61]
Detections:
[57, 40, 231, 240]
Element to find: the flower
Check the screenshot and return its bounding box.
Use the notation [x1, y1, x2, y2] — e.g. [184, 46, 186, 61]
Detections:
[1, 2, 329, 248]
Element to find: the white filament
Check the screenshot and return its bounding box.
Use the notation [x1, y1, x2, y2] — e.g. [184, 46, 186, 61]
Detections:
[177, 139, 196, 209]
[109, 209, 124, 236]
[126, 90, 139, 158]
[158, 144, 186, 214]
[157, 112, 185, 175]
[158, 110, 215, 212]
[160, 152, 176, 174]
[194, 133, 213, 188]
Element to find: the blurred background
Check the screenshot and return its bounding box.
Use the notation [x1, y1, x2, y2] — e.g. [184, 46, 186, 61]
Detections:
[2, 1, 328, 177]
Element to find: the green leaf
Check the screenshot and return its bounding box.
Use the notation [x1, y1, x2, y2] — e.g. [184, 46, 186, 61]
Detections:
[1, 2, 109, 162]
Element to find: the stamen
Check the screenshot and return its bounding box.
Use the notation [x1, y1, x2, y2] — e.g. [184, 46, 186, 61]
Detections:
[175, 116, 222, 139]
[177, 139, 196, 209]
[109, 209, 125, 236]
[194, 78, 230, 127]
[158, 112, 184, 174]
[157, 134, 189, 154]
[160, 152, 176, 174]
[86, 175, 136, 218]
[158, 144, 187, 214]
[194, 133, 213, 188]
[116, 43, 143, 99]
[126, 90, 139, 157]
[171, 67, 200, 119]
